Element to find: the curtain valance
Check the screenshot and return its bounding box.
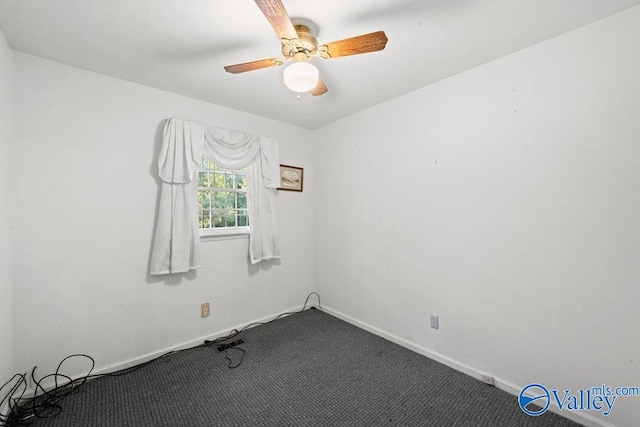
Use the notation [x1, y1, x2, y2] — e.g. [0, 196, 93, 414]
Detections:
[150, 118, 281, 275]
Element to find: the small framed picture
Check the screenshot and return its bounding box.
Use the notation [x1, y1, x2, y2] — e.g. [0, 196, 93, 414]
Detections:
[278, 164, 304, 192]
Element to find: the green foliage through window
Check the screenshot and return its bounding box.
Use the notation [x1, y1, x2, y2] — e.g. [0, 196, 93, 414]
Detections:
[197, 157, 248, 231]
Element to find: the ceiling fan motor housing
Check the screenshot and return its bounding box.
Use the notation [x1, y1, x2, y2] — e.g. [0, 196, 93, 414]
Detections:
[282, 24, 318, 60]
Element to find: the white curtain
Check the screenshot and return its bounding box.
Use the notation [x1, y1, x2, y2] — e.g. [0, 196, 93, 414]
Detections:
[149, 118, 281, 275]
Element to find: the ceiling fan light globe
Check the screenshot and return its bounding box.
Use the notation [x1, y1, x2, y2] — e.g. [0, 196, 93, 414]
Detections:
[283, 62, 319, 93]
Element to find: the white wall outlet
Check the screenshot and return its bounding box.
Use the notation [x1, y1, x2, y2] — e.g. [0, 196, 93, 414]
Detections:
[430, 315, 439, 329]
[201, 302, 210, 318]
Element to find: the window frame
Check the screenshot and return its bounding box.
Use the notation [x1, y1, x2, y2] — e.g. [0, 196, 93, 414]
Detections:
[197, 158, 250, 239]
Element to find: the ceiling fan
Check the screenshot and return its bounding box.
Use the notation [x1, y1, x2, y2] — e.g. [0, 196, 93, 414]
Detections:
[224, 0, 389, 97]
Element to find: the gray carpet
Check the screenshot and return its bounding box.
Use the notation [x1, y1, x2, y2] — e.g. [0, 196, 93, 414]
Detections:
[20, 308, 582, 426]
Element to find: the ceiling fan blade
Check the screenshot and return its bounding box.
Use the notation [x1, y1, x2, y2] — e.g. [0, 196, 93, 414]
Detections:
[319, 31, 388, 59]
[224, 58, 283, 74]
[311, 78, 328, 96]
[253, 0, 298, 40]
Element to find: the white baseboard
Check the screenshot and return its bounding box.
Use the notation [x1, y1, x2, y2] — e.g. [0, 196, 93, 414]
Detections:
[91, 303, 312, 377]
[320, 306, 614, 427]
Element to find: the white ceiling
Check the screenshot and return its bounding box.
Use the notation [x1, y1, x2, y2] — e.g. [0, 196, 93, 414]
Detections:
[1, 0, 640, 129]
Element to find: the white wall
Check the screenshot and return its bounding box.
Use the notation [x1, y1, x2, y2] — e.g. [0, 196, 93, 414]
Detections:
[0, 28, 13, 383]
[11, 52, 316, 379]
[314, 6, 640, 427]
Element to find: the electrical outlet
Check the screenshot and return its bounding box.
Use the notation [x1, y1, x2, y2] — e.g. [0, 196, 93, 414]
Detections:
[430, 315, 439, 330]
[201, 302, 210, 318]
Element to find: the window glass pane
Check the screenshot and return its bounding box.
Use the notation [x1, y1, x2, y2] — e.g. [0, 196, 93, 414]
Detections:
[197, 172, 208, 187]
[237, 174, 246, 190]
[238, 211, 248, 226]
[214, 191, 227, 208]
[237, 192, 247, 209]
[214, 173, 225, 188]
[213, 209, 224, 228]
[225, 173, 235, 188]
[197, 191, 211, 209]
[225, 209, 236, 227]
[199, 210, 212, 229]
[198, 211, 204, 228]
[226, 192, 236, 208]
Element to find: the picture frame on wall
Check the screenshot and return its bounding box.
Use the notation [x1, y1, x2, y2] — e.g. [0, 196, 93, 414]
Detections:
[278, 164, 304, 192]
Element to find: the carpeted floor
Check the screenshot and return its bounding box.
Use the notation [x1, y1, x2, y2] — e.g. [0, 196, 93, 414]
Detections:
[16, 308, 582, 426]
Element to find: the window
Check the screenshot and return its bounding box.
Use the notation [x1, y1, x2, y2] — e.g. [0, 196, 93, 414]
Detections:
[197, 156, 249, 237]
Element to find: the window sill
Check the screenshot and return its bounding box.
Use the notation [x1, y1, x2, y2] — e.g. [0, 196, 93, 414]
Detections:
[199, 227, 250, 241]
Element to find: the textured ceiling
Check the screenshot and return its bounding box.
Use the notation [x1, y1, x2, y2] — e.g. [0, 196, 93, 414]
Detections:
[1, 0, 640, 128]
